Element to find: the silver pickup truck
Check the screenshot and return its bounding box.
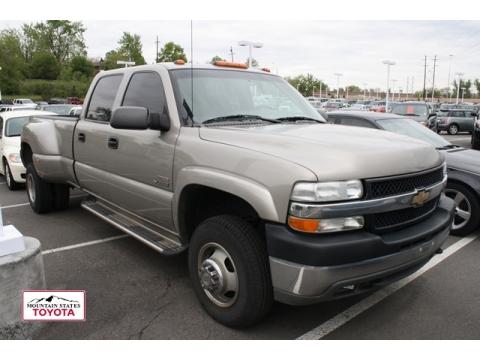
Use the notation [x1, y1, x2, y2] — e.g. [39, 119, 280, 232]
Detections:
[21, 62, 455, 327]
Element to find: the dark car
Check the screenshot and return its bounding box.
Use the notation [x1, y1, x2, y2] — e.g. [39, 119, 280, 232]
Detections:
[436, 108, 477, 135]
[472, 118, 480, 150]
[328, 111, 480, 236]
[390, 101, 438, 131]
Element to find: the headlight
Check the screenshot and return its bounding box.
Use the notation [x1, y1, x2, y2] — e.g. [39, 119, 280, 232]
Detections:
[8, 153, 21, 163]
[291, 180, 363, 202]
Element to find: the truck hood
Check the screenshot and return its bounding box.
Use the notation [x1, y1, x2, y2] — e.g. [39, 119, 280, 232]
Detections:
[199, 124, 443, 181]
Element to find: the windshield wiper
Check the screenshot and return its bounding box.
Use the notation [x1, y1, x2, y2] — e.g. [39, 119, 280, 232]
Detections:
[275, 116, 325, 123]
[436, 144, 460, 150]
[202, 115, 281, 125]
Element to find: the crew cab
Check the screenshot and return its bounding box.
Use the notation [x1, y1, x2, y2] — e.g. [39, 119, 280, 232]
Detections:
[21, 62, 455, 327]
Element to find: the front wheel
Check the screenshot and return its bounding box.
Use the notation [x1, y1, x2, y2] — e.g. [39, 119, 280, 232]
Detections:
[4, 161, 22, 190]
[188, 215, 273, 328]
[448, 124, 459, 135]
[445, 182, 480, 236]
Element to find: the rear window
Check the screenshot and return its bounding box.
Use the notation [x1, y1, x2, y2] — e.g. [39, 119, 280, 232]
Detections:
[5, 116, 30, 137]
[86, 75, 123, 122]
[391, 103, 427, 117]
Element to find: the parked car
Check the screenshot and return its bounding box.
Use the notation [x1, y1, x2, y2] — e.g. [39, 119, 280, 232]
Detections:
[13, 98, 36, 106]
[21, 62, 454, 327]
[37, 104, 80, 115]
[0, 110, 54, 190]
[69, 106, 83, 116]
[67, 97, 83, 105]
[390, 101, 438, 131]
[324, 100, 344, 111]
[48, 97, 67, 104]
[328, 110, 480, 236]
[369, 100, 386, 112]
[436, 108, 477, 135]
[35, 101, 49, 109]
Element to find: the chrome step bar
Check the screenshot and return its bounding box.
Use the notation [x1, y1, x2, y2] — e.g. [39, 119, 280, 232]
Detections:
[81, 199, 185, 255]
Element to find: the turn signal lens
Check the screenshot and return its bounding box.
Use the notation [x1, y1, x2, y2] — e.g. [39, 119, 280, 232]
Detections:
[174, 59, 186, 65]
[288, 216, 320, 233]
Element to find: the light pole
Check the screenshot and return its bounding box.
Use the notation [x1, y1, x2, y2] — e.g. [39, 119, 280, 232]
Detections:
[461, 87, 466, 103]
[447, 54, 453, 102]
[363, 83, 367, 100]
[334, 73, 343, 98]
[238, 41, 263, 68]
[455, 72, 464, 104]
[319, 81, 323, 98]
[382, 60, 395, 111]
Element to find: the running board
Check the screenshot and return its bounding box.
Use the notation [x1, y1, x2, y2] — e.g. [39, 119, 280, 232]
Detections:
[81, 199, 185, 255]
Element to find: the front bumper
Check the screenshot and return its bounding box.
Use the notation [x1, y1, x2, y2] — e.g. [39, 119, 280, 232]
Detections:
[267, 195, 455, 305]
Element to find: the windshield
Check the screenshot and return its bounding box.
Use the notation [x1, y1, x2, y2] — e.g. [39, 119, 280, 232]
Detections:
[391, 103, 428, 117]
[377, 118, 451, 148]
[5, 116, 30, 137]
[43, 105, 74, 115]
[169, 69, 322, 124]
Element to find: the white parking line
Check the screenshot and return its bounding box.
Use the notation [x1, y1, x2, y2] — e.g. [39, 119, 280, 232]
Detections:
[42, 234, 129, 255]
[0, 182, 5, 185]
[0, 194, 87, 210]
[297, 232, 480, 340]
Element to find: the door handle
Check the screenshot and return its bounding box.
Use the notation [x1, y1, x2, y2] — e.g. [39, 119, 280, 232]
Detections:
[108, 137, 119, 149]
[78, 133, 86, 142]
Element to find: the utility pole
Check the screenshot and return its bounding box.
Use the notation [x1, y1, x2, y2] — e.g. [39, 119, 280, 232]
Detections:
[431, 55, 437, 102]
[155, 36, 160, 63]
[447, 54, 453, 102]
[423, 55, 427, 101]
[411, 76, 414, 99]
[229, 46, 235, 62]
[406, 76, 409, 100]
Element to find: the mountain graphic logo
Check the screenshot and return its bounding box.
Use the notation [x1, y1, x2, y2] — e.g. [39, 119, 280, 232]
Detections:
[28, 295, 80, 304]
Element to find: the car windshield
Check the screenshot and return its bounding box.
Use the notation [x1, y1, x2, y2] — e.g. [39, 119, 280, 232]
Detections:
[5, 116, 30, 137]
[43, 105, 74, 115]
[169, 69, 322, 124]
[391, 103, 428, 117]
[20, 99, 34, 104]
[377, 118, 451, 148]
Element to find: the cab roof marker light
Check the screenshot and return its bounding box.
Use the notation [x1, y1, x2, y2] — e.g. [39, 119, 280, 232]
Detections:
[213, 61, 248, 69]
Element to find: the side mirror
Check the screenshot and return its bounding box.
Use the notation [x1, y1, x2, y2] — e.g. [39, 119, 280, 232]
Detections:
[111, 107, 149, 130]
[149, 112, 171, 132]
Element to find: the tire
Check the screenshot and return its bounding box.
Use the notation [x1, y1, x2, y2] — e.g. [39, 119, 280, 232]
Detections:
[188, 215, 273, 328]
[445, 182, 480, 237]
[4, 161, 22, 190]
[53, 183, 70, 210]
[472, 135, 480, 150]
[26, 163, 54, 214]
[448, 124, 459, 135]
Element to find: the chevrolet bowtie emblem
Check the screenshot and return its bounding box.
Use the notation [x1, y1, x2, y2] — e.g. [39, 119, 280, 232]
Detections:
[411, 189, 430, 207]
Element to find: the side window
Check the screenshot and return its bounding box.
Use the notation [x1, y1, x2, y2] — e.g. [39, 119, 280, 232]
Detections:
[86, 75, 123, 122]
[122, 72, 166, 114]
[336, 117, 376, 129]
[0, 117, 3, 138]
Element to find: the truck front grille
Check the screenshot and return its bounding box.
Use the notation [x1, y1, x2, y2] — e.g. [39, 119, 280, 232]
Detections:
[369, 197, 438, 232]
[364, 166, 443, 199]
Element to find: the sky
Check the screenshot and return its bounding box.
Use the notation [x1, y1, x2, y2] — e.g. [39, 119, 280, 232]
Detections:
[1, 20, 480, 93]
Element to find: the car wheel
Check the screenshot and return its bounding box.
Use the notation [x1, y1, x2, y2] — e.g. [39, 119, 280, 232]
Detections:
[448, 124, 459, 135]
[472, 136, 480, 150]
[26, 163, 54, 214]
[4, 161, 21, 190]
[445, 183, 480, 236]
[188, 215, 273, 327]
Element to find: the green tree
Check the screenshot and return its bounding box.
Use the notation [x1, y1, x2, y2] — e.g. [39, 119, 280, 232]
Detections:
[346, 85, 361, 94]
[286, 74, 329, 97]
[117, 32, 146, 65]
[0, 29, 26, 94]
[29, 51, 61, 80]
[210, 55, 224, 64]
[22, 20, 86, 64]
[157, 42, 187, 63]
[103, 50, 124, 70]
[70, 56, 94, 79]
[475, 79, 480, 96]
[453, 79, 472, 99]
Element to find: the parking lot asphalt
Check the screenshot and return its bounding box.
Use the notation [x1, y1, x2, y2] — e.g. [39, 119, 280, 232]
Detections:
[0, 134, 479, 339]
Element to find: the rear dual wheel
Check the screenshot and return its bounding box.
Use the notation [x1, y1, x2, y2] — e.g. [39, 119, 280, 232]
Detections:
[26, 163, 70, 213]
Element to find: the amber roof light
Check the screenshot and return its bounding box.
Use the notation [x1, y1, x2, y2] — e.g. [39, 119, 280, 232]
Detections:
[174, 59, 186, 65]
[213, 60, 248, 69]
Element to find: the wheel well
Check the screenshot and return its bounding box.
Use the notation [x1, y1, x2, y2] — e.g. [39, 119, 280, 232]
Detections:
[21, 143, 33, 167]
[177, 185, 262, 244]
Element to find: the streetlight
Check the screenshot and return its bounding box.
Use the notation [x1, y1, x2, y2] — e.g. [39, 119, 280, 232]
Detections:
[382, 60, 396, 111]
[461, 87, 466, 103]
[238, 41, 263, 68]
[334, 73, 343, 98]
[447, 54, 454, 102]
[391, 79, 397, 101]
[455, 72, 464, 104]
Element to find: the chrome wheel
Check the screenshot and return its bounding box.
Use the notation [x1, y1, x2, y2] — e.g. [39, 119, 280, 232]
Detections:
[445, 188, 471, 231]
[26, 173, 36, 203]
[448, 124, 459, 135]
[198, 242, 239, 308]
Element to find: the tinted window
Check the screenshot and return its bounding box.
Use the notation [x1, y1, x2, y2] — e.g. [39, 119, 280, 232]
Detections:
[333, 116, 377, 129]
[451, 111, 465, 118]
[122, 72, 166, 113]
[86, 75, 123, 122]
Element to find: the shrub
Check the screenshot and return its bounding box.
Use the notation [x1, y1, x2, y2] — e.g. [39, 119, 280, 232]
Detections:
[18, 79, 90, 100]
